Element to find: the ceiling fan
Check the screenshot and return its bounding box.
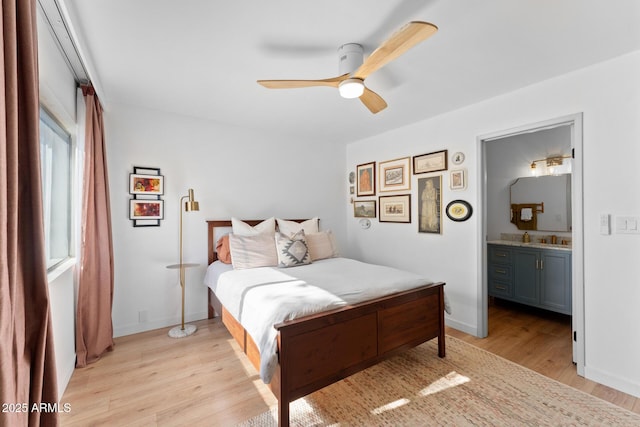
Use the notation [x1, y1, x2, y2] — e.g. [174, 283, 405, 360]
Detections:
[257, 21, 438, 114]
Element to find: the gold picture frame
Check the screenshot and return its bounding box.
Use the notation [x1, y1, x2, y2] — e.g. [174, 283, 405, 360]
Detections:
[379, 157, 411, 192]
[418, 176, 442, 233]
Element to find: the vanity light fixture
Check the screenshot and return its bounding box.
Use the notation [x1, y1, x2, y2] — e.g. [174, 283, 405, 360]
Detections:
[530, 155, 571, 176]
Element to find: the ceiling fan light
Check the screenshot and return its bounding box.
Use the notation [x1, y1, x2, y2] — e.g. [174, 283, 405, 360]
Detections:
[338, 78, 365, 99]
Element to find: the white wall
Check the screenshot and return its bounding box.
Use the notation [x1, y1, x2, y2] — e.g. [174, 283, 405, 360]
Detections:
[105, 103, 346, 337]
[346, 50, 640, 398]
[37, 8, 79, 397]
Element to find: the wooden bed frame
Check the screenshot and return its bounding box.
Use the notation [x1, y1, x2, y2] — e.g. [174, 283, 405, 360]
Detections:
[206, 220, 446, 426]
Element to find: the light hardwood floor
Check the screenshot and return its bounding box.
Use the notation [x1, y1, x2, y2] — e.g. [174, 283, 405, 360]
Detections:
[449, 299, 640, 415]
[60, 301, 640, 425]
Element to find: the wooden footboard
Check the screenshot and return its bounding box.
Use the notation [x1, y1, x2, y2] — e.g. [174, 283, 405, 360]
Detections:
[208, 282, 445, 426]
[206, 220, 445, 426]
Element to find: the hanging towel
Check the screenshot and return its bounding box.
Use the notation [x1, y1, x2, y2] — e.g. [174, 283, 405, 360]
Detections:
[520, 207, 533, 221]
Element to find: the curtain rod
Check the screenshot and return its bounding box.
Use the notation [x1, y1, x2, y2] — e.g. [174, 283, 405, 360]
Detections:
[37, 0, 90, 85]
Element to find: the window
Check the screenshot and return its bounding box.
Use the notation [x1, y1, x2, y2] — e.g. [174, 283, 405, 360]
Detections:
[39, 107, 72, 269]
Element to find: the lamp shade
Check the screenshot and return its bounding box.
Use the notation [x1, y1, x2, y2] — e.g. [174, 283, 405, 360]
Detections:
[185, 188, 199, 211]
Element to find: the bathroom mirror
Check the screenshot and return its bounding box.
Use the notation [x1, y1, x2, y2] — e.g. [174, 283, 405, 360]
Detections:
[510, 174, 571, 232]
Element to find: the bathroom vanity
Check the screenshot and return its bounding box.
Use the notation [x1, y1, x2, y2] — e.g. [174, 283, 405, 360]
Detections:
[488, 241, 572, 315]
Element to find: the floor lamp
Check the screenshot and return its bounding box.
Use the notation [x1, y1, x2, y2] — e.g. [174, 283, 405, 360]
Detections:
[168, 188, 199, 338]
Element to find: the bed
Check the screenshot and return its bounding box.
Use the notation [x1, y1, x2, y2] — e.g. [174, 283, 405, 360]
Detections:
[206, 219, 446, 426]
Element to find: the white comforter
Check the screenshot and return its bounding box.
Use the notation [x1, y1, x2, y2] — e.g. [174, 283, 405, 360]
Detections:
[206, 257, 436, 383]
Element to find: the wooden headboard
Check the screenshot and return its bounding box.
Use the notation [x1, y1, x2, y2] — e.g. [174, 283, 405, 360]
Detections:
[206, 219, 310, 265]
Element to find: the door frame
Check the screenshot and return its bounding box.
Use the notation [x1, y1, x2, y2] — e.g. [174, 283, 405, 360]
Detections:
[478, 113, 584, 376]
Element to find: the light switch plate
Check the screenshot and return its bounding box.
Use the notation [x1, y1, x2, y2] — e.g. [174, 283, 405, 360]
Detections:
[600, 213, 610, 235]
[615, 215, 640, 234]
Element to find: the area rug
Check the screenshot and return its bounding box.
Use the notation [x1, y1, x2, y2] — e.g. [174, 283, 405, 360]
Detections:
[239, 336, 640, 426]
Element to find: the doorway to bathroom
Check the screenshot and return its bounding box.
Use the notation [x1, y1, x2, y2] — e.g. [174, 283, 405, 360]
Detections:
[479, 113, 584, 376]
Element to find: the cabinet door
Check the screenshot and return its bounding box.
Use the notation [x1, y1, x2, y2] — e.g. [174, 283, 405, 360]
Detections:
[512, 248, 539, 306]
[540, 251, 572, 314]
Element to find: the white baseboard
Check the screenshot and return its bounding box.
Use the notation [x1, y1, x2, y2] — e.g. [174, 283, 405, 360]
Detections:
[445, 316, 479, 337]
[585, 365, 640, 399]
[113, 311, 209, 337]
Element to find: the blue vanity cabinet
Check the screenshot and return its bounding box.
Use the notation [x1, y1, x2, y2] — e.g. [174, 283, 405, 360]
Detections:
[539, 250, 572, 314]
[488, 243, 572, 315]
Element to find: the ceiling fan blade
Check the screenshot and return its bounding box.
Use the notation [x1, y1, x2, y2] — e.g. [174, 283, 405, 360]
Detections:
[359, 87, 388, 114]
[258, 74, 349, 89]
[353, 21, 437, 80]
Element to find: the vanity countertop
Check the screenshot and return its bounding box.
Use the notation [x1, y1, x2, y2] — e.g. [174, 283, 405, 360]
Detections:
[487, 240, 573, 252]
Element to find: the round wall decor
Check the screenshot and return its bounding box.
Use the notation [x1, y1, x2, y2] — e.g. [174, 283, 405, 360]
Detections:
[451, 152, 465, 165]
[446, 200, 473, 222]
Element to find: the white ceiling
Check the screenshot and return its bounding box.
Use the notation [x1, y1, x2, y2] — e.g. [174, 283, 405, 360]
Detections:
[60, 0, 640, 144]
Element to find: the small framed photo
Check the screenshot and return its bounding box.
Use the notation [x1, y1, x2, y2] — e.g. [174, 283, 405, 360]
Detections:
[379, 194, 411, 223]
[450, 169, 466, 190]
[354, 200, 376, 218]
[130, 173, 164, 195]
[356, 162, 376, 197]
[413, 150, 448, 174]
[418, 176, 442, 233]
[129, 199, 164, 220]
[379, 157, 411, 192]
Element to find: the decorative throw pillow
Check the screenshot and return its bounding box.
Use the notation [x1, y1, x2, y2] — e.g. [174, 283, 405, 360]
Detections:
[276, 217, 319, 237]
[231, 217, 276, 236]
[305, 230, 339, 261]
[228, 233, 278, 269]
[275, 230, 312, 268]
[215, 234, 232, 264]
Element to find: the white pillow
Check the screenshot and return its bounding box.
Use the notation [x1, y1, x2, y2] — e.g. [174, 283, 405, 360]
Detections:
[305, 230, 339, 261]
[231, 217, 275, 236]
[275, 230, 312, 268]
[228, 233, 278, 269]
[276, 217, 319, 237]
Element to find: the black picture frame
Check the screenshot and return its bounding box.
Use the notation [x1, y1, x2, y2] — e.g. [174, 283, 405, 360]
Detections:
[446, 200, 473, 222]
[130, 166, 163, 227]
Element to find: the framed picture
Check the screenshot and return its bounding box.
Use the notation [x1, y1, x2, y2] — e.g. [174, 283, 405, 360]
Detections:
[379, 194, 411, 223]
[354, 200, 376, 218]
[450, 169, 466, 190]
[418, 176, 442, 233]
[379, 157, 411, 192]
[129, 199, 164, 220]
[413, 150, 448, 174]
[356, 162, 376, 197]
[446, 200, 473, 222]
[130, 173, 164, 195]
